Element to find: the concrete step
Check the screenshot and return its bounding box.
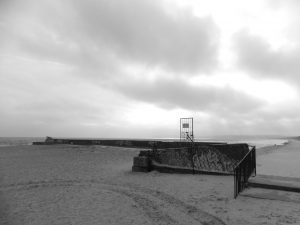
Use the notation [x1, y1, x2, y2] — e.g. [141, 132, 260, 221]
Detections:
[248, 174, 300, 193]
[240, 187, 300, 203]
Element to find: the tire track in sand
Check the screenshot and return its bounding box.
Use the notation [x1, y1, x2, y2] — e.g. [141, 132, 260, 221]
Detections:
[0, 179, 226, 225]
[111, 182, 226, 225]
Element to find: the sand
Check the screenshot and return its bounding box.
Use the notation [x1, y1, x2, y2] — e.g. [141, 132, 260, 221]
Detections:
[0, 142, 300, 225]
[257, 139, 300, 178]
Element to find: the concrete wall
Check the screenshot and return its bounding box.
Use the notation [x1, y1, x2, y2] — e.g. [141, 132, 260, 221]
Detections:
[134, 144, 249, 174]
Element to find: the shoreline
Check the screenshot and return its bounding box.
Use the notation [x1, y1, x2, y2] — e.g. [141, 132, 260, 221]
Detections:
[256, 138, 300, 178]
[256, 139, 290, 156]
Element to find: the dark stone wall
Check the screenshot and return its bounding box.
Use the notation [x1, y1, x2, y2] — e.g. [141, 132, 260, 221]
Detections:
[192, 146, 239, 172]
[142, 144, 249, 173]
[153, 148, 192, 168]
[210, 144, 249, 161]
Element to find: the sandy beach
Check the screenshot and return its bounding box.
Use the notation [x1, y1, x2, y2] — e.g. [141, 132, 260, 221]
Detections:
[257, 139, 300, 178]
[0, 141, 300, 225]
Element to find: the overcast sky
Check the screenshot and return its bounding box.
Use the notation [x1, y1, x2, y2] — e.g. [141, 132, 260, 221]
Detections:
[1, 0, 300, 138]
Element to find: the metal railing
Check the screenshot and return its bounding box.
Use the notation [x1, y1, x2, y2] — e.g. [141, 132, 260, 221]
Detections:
[186, 133, 195, 174]
[234, 146, 256, 198]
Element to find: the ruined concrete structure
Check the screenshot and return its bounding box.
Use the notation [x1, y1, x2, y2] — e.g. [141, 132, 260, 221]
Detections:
[132, 143, 250, 175]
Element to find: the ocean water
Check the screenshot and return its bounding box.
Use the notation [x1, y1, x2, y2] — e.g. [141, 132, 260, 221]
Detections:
[195, 135, 288, 149]
[0, 137, 44, 147]
[0, 136, 288, 149]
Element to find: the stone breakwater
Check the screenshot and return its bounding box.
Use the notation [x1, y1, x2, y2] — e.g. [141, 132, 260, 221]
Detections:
[33, 137, 250, 175]
[32, 137, 224, 148]
[133, 143, 250, 175]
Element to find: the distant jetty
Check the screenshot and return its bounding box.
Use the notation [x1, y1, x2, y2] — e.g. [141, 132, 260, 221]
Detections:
[32, 136, 226, 149]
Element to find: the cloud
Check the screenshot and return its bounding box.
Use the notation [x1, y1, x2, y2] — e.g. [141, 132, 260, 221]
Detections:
[72, 0, 220, 73]
[233, 30, 300, 85]
[0, 0, 223, 137]
[0, 0, 220, 75]
[115, 77, 264, 113]
[2, 0, 300, 137]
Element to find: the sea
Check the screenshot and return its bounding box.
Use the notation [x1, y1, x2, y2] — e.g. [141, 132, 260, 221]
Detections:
[0, 135, 289, 149]
[194, 135, 289, 149]
[0, 137, 45, 147]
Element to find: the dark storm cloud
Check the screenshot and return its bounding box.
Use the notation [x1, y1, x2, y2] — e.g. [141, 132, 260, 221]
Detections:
[0, 0, 222, 122]
[233, 30, 300, 84]
[1, 0, 220, 74]
[115, 78, 264, 113]
[72, 0, 220, 73]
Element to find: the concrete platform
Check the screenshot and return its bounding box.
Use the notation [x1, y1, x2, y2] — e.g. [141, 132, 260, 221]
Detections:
[248, 174, 300, 193]
[241, 187, 300, 203]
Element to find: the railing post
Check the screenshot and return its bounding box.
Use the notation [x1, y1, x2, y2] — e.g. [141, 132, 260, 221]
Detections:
[234, 169, 236, 198]
[254, 147, 256, 176]
[234, 146, 256, 198]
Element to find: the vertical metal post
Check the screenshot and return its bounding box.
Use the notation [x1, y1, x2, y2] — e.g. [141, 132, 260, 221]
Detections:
[180, 118, 181, 141]
[254, 147, 256, 176]
[192, 118, 194, 141]
[234, 169, 236, 198]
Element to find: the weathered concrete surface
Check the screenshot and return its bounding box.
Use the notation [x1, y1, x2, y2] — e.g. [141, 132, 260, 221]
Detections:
[132, 156, 150, 172]
[241, 187, 300, 203]
[133, 144, 249, 174]
[152, 144, 248, 173]
[248, 175, 300, 193]
[151, 161, 231, 175]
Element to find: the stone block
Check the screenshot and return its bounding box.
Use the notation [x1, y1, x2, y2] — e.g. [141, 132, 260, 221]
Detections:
[133, 156, 149, 168]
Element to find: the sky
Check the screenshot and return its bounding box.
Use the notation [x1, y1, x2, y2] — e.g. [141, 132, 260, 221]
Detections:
[0, 0, 300, 138]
